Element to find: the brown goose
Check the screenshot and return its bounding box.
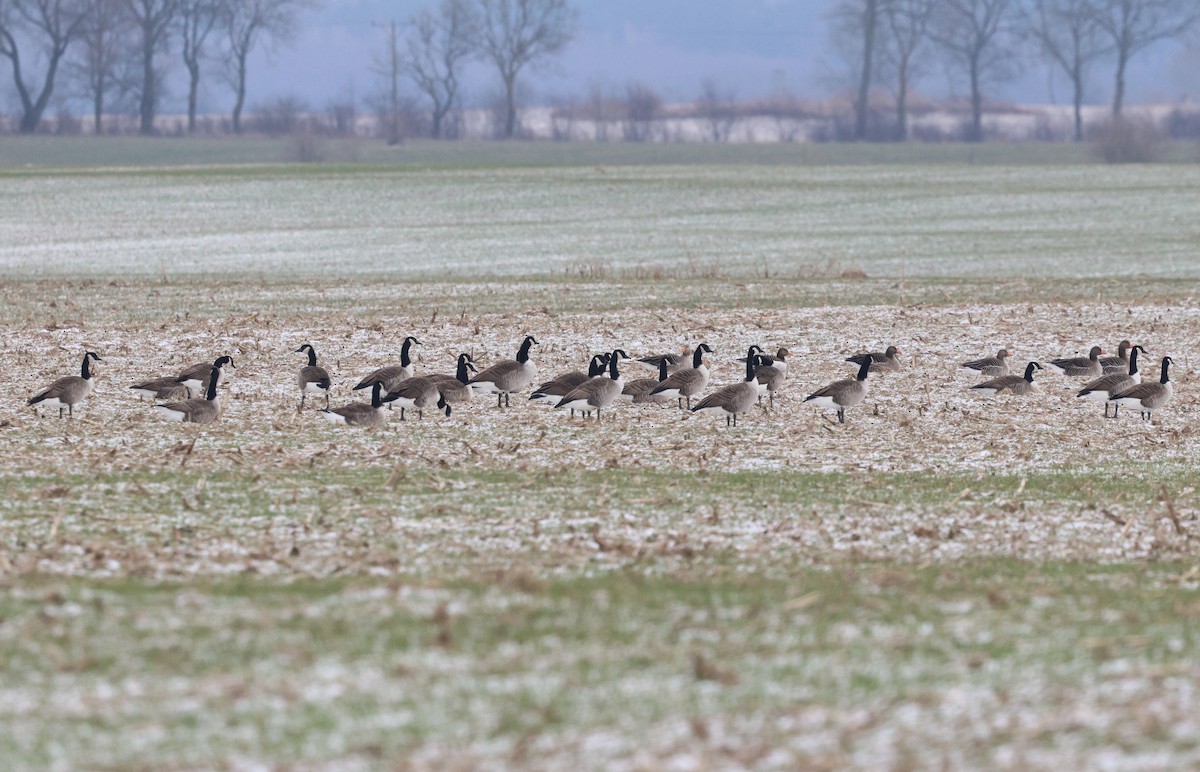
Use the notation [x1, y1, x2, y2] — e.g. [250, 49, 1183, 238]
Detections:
[469, 335, 539, 407]
[1100, 340, 1132, 374]
[1077, 345, 1145, 417]
[846, 345, 901, 373]
[1046, 345, 1104, 378]
[530, 354, 608, 407]
[805, 355, 871, 423]
[386, 353, 477, 418]
[1110, 356, 1173, 420]
[649, 343, 713, 409]
[634, 346, 692, 375]
[176, 355, 235, 398]
[129, 377, 191, 401]
[29, 351, 102, 418]
[555, 350, 628, 420]
[296, 344, 332, 410]
[971, 361, 1042, 396]
[354, 336, 421, 395]
[692, 352, 765, 426]
[155, 362, 222, 424]
[622, 356, 671, 403]
[755, 349, 790, 407]
[322, 382, 387, 426]
[739, 346, 789, 375]
[962, 348, 1011, 377]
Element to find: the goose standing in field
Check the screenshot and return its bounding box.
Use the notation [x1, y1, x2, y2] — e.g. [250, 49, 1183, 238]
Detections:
[739, 346, 789, 374]
[649, 343, 713, 409]
[129, 376, 191, 401]
[1110, 356, 1174, 421]
[846, 345, 902, 373]
[1077, 345, 1146, 417]
[386, 352, 476, 418]
[622, 356, 672, 404]
[469, 335, 539, 407]
[1045, 345, 1104, 378]
[354, 336, 421, 398]
[175, 355, 235, 398]
[971, 361, 1043, 397]
[296, 344, 332, 410]
[692, 352, 766, 427]
[1100, 340, 1132, 374]
[28, 351, 102, 418]
[322, 382, 387, 426]
[962, 348, 1011, 378]
[805, 355, 872, 424]
[754, 348, 790, 407]
[530, 353, 608, 408]
[634, 346, 692, 375]
[154, 362, 223, 424]
[555, 350, 629, 421]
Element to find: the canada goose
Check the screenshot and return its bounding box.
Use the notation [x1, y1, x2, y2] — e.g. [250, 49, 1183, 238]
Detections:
[962, 348, 1011, 377]
[846, 345, 902, 373]
[1077, 345, 1146, 417]
[755, 351, 789, 407]
[129, 377, 191, 401]
[296, 344, 332, 410]
[1046, 346, 1104, 378]
[175, 355, 235, 398]
[386, 352, 477, 418]
[555, 350, 629, 420]
[622, 356, 671, 403]
[469, 335, 539, 407]
[354, 336, 421, 396]
[1110, 356, 1174, 420]
[530, 354, 608, 406]
[738, 346, 789, 375]
[634, 346, 692, 375]
[692, 352, 765, 426]
[28, 351, 102, 418]
[971, 361, 1043, 396]
[322, 382, 387, 426]
[1100, 340, 1132, 374]
[649, 343, 713, 409]
[154, 362, 222, 423]
[805, 355, 871, 424]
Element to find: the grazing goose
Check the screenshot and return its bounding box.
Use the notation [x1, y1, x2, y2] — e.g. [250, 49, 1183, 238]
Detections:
[530, 354, 608, 406]
[739, 346, 789, 375]
[805, 355, 871, 424]
[622, 356, 671, 403]
[354, 336, 421, 396]
[846, 345, 902, 373]
[755, 352, 789, 407]
[962, 348, 1011, 377]
[649, 343, 713, 409]
[176, 356, 235, 398]
[635, 346, 692, 375]
[1110, 356, 1174, 421]
[1077, 345, 1146, 417]
[1045, 345, 1104, 378]
[387, 352, 477, 418]
[1100, 340, 1132, 374]
[555, 350, 628, 420]
[155, 362, 222, 424]
[129, 377, 191, 401]
[469, 335, 539, 407]
[322, 382, 387, 426]
[296, 344, 332, 410]
[971, 361, 1043, 396]
[29, 351, 102, 419]
[692, 353, 765, 427]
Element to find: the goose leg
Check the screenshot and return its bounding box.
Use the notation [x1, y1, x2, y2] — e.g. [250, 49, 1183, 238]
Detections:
[325, 394, 330, 409]
[400, 407, 406, 421]
[838, 408, 845, 424]
[505, 392, 511, 407]
[1113, 403, 1120, 419]
[299, 394, 306, 411]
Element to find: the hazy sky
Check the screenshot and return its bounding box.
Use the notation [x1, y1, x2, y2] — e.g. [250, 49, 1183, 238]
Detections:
[201, 0, 1198, 114]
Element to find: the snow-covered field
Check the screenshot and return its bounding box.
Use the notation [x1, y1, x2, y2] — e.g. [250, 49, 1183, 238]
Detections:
[1, 162, 1199, 768]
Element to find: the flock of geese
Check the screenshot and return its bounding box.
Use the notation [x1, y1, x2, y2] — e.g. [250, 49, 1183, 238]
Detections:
[24, 337, 1176, 427]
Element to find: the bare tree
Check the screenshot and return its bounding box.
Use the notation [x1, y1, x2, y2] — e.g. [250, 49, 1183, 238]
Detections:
[584, 82, 616, 141]
[371, 18, 402, 144]
[696, 78, 738, 142]
[125, 0, 178, 134]
[827, 0, 885, 141]
[402, 0, 474, 139]
[1093, 0, 1200, 118]
[0, 0, 92, 133]
[1023, 0, 1107, 140]
[881, 0, 935, 140]
[930, 0, 1020, 142]
[222, 0, 307, 134]
[622, 81, 659, 142]
[472, 0, 575, 139]
[69, 0, 129, 133]
[178, 0, 221, 133]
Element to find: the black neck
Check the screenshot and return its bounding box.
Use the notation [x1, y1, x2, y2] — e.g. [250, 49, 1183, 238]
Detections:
[692, 347, 705, 368]
[401, 338, 416, 366]
[657, 358, 669, 381]
[1128, 347, 1140, 376]
[81, 354, 92, 379]
[371, 381, 383, 407]
[589, 356, 605, 377]
[517, 338, 534, 364]
[206, 367, 221, 400]
[1160, 358, 1171, 384]
[608, 353, 621, 380]
[456, 355, 471, 383]
[305, 347, 317, 367]
[744, 356, 757, 382]
[855, 356, 871, 381]
[1024, 362, 1037, 382]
